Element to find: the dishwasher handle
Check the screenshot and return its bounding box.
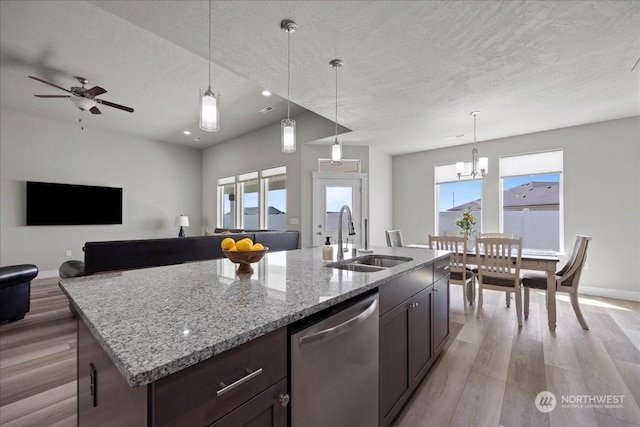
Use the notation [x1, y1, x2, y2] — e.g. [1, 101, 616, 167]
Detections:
[299, 298, 377, 348]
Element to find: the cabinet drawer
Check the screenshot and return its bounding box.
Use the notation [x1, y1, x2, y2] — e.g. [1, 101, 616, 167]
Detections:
[434, 257, 450, 282]
[152, 327, 287, 427]
[379, 265, 433, 316]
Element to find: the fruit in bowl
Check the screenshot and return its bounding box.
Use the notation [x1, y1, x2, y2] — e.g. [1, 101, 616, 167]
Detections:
[221, 237, 268, 274]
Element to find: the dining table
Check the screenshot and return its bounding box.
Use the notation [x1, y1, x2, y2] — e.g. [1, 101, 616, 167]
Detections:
[408, 244, 560, 331]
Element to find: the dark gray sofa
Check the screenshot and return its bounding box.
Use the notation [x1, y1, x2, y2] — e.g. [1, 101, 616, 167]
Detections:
[59, 230, 299, 279]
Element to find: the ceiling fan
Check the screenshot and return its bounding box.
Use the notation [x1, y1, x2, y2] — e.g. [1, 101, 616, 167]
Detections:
[29, 75, 134, 114]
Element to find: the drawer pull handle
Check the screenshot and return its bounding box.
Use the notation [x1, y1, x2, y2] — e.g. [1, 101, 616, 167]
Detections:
[217, 367, 263, 397]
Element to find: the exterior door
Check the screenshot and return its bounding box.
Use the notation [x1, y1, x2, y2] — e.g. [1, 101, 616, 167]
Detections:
[312, 173, 367, 248]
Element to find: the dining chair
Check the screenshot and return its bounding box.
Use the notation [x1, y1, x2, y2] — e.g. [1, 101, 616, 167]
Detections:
[475, 237, 523, 326]
[521, 235, 592, 330]
[385, 230, 404, 247]
[429, 235, 474, 314]
[480, 232, 514, 238]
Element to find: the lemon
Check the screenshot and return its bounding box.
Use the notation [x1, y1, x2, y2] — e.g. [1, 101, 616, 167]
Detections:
[227, 246, 238, 252]
[236, 239, 253, 252]
[221, 237, 236, 250]
[251, 243, 264, 251]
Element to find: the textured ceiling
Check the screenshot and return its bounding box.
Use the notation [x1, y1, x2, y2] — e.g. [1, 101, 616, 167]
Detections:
[1, 1, 638, 154]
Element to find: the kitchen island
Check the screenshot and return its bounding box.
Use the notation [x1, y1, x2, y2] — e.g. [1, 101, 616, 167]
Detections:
[60, 245, 450, 426]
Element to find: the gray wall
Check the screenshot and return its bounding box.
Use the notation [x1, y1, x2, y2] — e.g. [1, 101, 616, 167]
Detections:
[202, 111, 376, 248]
[0, 108, 202, 275]
[393, 116, 640, 300]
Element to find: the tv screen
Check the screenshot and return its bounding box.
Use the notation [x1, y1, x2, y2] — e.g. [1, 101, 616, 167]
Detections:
[26, 181, 123, 225]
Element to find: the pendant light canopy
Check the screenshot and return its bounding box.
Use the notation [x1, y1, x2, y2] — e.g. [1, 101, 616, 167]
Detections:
[200, 0, 219, 132]
[330, 59, 343, 164]
[456, 111, 488, 179]
[281, 19, 297, 153]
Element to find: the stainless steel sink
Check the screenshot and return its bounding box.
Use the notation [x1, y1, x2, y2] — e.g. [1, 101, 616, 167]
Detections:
[326, 255, 413, 272]
[331, 263, 387, 273]
[351, 255, 413, 268]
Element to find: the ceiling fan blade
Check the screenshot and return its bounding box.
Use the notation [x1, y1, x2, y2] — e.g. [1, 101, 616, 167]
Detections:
[95, 98, 134, 113]
[28, 75, 72, 93]
[89, 106, 102, 115]
[85, 86, 107, 98]
[34, 95, 71, 98]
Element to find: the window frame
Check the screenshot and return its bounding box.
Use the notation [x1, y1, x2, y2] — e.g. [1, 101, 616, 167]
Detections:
[499, 150, 564, 252]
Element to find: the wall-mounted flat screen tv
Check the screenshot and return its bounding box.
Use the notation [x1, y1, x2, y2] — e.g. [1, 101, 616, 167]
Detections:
[26, 181, 123, 225]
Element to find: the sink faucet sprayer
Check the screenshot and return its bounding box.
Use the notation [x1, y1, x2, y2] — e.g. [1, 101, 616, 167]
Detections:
[337, 205, 356, 260]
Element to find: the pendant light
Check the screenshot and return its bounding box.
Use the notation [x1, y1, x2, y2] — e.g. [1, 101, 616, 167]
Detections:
[200, 0, 219, 132]
[456, 111, 488, 179]
[281, 19, 297, 153]
[330, 59, 343, 164]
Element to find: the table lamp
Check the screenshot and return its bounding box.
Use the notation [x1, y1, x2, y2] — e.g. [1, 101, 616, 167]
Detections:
[174, 215, 189, 237]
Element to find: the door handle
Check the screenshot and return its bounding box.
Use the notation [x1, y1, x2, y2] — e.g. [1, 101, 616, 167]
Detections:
[299, 298, 377, 347]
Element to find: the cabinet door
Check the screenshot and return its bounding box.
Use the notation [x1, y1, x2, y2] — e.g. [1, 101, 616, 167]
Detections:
[408, 287, 432, 384]
[77, 319, 147, 427]
[433, 276, 450, 352]
[379, 301, 410, 426]
[209, 378, 288, 427]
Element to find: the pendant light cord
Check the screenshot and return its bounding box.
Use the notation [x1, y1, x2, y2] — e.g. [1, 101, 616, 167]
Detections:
[287, 29, 291, 120]
[334, 64, 338, 138]
[208, 0, 212, 87]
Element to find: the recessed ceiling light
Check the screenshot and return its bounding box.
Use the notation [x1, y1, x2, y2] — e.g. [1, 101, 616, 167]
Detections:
[261, 90, 272, 97]
[183, 130, 191, 135]
[259, 106, 274, 113]
[194, 137, 203, 142]
[445, 134, 464, 140]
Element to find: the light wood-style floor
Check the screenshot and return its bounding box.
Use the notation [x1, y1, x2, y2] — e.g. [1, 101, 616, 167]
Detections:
[1, 277, 639, 427]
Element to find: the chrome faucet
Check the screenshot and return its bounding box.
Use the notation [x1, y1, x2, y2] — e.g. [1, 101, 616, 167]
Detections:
[337, 205, 356, 260]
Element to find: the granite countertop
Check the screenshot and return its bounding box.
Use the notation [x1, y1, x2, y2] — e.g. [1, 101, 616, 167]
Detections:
[59, 245, 448, 387]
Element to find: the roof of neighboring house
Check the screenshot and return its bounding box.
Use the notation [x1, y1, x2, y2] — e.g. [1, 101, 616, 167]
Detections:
[224, 206, 285, 216]
[448, 181, 559, 211]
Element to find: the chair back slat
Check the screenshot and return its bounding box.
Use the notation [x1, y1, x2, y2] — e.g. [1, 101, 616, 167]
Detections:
[428, 235, 468, 275]
[476, 237, 522, 281]
[386, 230, 404, 247]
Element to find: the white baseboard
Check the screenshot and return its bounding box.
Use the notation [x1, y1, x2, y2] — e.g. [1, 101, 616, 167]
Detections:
[37, 269, 60, 279]
[580, 286, 640, 302]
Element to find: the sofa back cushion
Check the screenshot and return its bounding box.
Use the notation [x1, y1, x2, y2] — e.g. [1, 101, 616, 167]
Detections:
[84, 234, 252, 274]
[253, 231, 299, 252]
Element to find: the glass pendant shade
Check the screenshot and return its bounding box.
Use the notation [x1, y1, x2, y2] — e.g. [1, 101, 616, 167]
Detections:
[331, 139, 342, 163]
[200, 86, 219, 132]
[281, 118, 296, 153]
[478, 157, 489, 175]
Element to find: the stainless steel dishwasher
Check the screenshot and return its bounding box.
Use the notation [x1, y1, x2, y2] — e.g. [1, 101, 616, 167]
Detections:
[290, 292, 379, 427]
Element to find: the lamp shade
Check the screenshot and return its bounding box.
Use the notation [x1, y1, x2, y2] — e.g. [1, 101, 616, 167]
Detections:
[281, 118, 296, 152]
[478, 157, 489, 174]
[331, 139, 342, 164]
[174, 215, 189, 227]
[199, 86, 219, 132]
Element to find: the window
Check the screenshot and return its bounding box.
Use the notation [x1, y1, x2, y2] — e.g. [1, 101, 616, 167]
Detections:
[239, 172, 259, 229]
[217, 176, 236, 229]
[217, 167, 287, 230]
[435, 163, 483, 236]
[500, 151, 563, 251]
[262, 166, 287, 230]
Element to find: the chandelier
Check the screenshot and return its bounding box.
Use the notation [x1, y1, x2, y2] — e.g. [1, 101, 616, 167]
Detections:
[456, 111, 488, 179]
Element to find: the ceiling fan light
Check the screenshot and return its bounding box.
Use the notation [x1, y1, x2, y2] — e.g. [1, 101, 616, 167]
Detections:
[281, 118, 296, 153]
[70, 96, 96, 111]
[199, 86, 219, 132]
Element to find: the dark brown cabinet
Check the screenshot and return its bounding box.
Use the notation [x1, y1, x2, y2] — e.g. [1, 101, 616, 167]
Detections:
[77, 320, 288, 427]
[378, 262, 450, 427]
